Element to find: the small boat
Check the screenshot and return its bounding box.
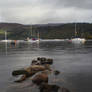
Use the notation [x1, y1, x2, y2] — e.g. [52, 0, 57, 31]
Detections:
[71, 38, 86, 44]
[0, 31, 12, 43]
[70, 23, 86, 44]
[27, 24, 41, 43]
[27, 37, 40, 43]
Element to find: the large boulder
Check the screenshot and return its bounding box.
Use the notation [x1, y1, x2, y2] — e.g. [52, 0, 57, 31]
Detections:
[12, 65, 51, 82]
[32, 72, 48, 85]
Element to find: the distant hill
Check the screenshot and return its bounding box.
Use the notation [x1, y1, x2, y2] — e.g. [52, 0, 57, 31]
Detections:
[0, 23, 30, 40]
[0, 22, 92, 40]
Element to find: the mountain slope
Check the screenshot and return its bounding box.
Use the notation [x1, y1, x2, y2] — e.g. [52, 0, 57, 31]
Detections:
[0, 23, 92, 40]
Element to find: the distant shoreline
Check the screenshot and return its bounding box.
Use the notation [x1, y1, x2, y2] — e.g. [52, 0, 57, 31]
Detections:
[0, 23, 92, 40]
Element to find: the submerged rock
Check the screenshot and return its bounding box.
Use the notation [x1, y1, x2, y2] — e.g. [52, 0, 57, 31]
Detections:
[32, 72, 48, 85]
[12, 69, 33, 77]
[54, 70, 60, 76]
[39, 83, 70, 92]
[39, 83, 60, 92]
[61, 87, 70, 92]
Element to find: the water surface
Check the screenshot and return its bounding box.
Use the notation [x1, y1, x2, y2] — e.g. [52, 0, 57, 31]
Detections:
[0, 40, 92, 92]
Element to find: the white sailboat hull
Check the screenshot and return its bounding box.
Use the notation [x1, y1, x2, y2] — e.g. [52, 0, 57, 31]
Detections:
[0, 40, 12, 42]
[27, 39, 40, 43]
[71, 38, 86, 44]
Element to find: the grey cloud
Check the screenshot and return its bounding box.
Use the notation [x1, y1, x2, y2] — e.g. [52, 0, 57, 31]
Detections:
[38, 0, 92, 10]
[0, 10, 21, 23]
[0, 0, 92, 24]
[0, 0, 37, 9]
[0, 0, 92, 9]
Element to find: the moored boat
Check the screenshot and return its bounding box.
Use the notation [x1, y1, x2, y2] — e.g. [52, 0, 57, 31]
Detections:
[70, 23, 86, 44]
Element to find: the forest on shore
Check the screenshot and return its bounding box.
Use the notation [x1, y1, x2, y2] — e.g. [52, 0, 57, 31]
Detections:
[0, 23, 92, 40]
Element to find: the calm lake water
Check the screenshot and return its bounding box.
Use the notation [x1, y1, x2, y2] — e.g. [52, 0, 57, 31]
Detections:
[0, 40, 92, 92]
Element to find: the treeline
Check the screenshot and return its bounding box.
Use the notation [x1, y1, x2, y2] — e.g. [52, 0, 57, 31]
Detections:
[0, 23, 92, 40]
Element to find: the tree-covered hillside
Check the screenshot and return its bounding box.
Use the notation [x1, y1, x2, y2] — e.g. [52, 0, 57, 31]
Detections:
[0, 23, 92, 40]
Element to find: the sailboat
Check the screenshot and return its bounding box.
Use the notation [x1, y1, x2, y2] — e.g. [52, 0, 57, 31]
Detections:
[70, 23, 86, 44]
[27, 25, 40, 43]
[1, 31, 11, 42]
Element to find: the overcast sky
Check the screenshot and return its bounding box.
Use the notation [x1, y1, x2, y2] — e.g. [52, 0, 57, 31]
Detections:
[0, 0, 92, 24]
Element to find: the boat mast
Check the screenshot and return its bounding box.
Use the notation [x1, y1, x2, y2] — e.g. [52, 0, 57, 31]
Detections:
[5, 31, 7, 41]
[5, 31, 7, 55]
[37, 31, 40, 40]
[75, 23, 77, 37]
[31, 24, 33, 38]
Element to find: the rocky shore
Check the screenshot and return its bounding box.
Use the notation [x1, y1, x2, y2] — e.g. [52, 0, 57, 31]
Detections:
[12, 57, 70, 92]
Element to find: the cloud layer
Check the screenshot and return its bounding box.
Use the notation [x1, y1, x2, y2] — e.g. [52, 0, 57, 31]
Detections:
[0, 0, 92, 24]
